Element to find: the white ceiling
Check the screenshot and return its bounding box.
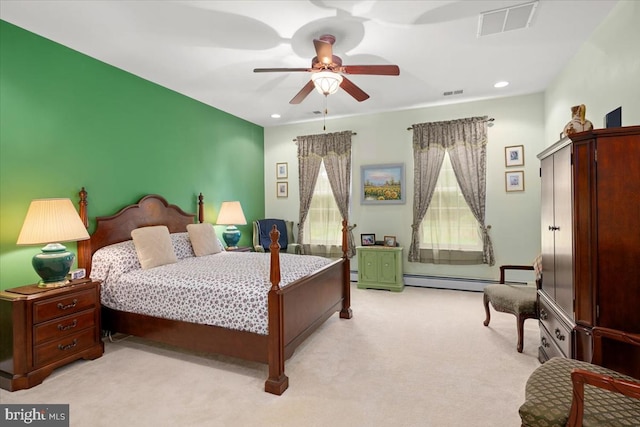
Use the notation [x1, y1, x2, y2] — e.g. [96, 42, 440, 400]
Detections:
[0, 1, 617, 127]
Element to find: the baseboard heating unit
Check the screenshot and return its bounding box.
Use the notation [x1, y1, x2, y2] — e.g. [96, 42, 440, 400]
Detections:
[350, 271, 493, 292]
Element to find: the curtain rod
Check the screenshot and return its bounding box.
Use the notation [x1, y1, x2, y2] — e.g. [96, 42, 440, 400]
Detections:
[406, 118, 494, 131]
[293, 132, 357, 142]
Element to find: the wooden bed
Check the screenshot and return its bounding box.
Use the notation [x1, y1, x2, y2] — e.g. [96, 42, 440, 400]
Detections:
[76, 188, 352, 395]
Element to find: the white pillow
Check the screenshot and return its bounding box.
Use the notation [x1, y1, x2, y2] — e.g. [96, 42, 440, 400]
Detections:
[187, 223, 222, 256]
[131, 226, 177, 269]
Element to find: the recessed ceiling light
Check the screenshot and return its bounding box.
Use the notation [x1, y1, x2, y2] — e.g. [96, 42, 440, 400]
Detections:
[270, 113, 281, 119]
[494, 81, 509, 88]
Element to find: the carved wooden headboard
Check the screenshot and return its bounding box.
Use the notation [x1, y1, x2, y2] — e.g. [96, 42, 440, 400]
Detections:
[77, 188, 203, 275]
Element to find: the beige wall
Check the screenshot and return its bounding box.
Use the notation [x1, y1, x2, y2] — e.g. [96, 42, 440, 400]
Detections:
[544, 0, 640, 145]
[264, 93, 545, 282]
[263, 0, 637, 283]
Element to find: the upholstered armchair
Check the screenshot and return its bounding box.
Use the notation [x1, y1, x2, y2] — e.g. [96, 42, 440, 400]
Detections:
[483, 264, 541, 352]
[252, 219, 302, 254]
[519, 327, 640, 427]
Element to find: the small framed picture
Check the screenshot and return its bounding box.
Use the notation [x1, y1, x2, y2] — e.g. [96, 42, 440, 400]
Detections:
[276, 162, 288, 179]
[361, 234, 376, 246]
[505, 145, 524, 167]
[505, 171, 525, 192]
[383, 235, 397, 247]
[277, 182, 288, 198]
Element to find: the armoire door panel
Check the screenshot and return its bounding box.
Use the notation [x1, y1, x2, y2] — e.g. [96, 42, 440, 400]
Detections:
[552, 145, 574, 317]
[540, 155, 556, 298]
[594, 136, 640, 332]
[572, 141, 595, 326]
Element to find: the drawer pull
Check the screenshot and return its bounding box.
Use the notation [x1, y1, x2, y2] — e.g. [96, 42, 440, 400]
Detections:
[548, 225, 560, 231]
[541, 337, 550, 348]
[57, 299, 78, 310]
[555, 328, 566, 341]
[540, 309, 548, 320]
[58, 320, 78, 331]
[58, 339, 78, 351]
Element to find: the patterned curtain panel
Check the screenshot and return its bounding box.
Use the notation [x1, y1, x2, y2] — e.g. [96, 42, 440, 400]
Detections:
[296, 131, 355, 258]
[409, 117, 494, 266]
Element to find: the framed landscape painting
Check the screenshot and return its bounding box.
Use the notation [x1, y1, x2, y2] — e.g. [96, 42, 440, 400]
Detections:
[361, 163, 405, 205]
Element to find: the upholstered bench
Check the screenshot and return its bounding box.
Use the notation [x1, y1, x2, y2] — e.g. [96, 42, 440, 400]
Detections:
[483, 265, 539, 352]
[519, 328, 640, 427]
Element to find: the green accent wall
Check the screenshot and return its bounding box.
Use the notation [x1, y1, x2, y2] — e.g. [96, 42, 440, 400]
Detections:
[0, 21, 265, 290]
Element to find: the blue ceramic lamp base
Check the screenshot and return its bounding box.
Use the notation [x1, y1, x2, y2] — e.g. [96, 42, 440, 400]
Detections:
[222, 226, 241, 249]
[33, 243, 75, 287]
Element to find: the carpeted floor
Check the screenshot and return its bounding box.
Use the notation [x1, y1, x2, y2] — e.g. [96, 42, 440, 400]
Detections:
[1, 284, 540, 426]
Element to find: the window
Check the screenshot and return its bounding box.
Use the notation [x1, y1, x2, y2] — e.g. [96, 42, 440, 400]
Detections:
[302, 161, 342, 246]
[421, 151, 482, 251]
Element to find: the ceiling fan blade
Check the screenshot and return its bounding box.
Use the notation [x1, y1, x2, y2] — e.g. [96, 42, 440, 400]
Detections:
[313, 38, 333, 65]
[341, 65, 400, 76]
[254, 68, 312, 73]
[340, 76, 370, 102]
[290, 80, 315, 104]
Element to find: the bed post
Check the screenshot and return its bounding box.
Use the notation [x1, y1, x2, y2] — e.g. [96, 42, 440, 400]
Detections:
[340, 219, 353, 319]
[197, 193, 204, 223]
[265, 225, 289, 395]
[77, 187, 92, 274]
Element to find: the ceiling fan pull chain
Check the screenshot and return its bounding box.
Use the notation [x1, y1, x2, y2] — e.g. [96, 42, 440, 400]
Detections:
[323, 95, 328, 131]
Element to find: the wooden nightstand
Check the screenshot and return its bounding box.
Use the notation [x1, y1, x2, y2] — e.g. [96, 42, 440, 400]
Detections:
[0, 279, 104, 391]
[226, 246, 252, 252]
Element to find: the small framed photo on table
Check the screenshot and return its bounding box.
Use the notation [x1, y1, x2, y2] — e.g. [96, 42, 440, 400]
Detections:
[505, 171, 525, 192]
[383, 235, 397, 247]
[505, 145, 524, 167]
[361, 234, 376, 246]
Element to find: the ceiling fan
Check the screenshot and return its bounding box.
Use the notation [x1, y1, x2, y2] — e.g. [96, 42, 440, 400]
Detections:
[254, 34, 400, 104]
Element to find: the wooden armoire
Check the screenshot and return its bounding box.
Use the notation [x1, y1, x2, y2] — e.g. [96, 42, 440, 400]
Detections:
[537, 126, 640, 378]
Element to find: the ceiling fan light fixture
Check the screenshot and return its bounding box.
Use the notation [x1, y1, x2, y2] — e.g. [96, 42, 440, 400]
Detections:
[311, 71, 343, 96]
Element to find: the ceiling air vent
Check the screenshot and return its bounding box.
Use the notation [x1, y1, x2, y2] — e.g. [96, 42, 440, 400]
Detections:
[443, 89, 464, 97]
[478, 1, 538, 37]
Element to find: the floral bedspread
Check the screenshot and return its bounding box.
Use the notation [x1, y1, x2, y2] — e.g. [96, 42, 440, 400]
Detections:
[97, 250, 333, 335]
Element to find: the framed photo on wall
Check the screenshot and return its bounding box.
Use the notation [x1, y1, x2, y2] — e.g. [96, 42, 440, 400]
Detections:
[277, 182, 288, 198]
[505, 171, 525, 192]
[361, 163, 405, 205]
[276, 162, 288, 179]
[505, 145, 524, 167]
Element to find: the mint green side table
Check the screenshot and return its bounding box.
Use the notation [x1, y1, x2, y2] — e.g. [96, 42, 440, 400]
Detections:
[356, 246, 404, 292]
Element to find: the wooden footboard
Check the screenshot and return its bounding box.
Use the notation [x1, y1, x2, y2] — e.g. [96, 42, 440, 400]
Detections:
[77, 188, 352, 396]
[265, 220, 352, 394]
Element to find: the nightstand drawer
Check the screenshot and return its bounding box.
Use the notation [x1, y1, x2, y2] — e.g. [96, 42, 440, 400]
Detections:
[33, 328, 96, 367]
[33, 288, 96, 323]
[33, 309, 96, 345]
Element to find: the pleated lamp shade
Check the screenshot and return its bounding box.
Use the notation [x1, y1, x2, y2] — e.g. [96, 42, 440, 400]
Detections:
[17, 198, 90, 285]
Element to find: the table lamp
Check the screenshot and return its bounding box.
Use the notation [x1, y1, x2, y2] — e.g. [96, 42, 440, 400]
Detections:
[17, 198, 90, 287]
[216, 201, 247, 249]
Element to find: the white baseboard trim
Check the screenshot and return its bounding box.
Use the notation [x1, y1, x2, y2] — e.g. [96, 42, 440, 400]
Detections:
[350, 271, 492, 292]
